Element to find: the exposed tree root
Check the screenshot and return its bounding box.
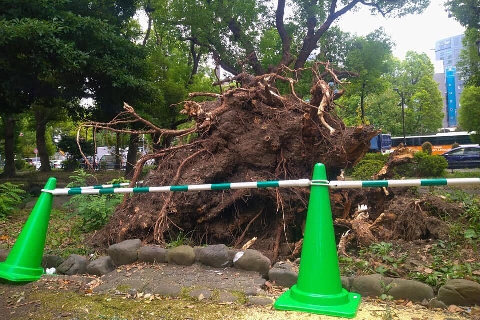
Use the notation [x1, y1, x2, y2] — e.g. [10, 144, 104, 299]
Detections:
[234, 209, 263, 248]
[153, 149, 206, 243]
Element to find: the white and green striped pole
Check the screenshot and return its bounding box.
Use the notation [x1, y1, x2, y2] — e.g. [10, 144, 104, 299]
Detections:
[67, 182, 130, 191]
[65, 181, 144, 191]
[43, 177, 480, 195]
[326, 178, 480, 189]
[45, 179, 312, 195]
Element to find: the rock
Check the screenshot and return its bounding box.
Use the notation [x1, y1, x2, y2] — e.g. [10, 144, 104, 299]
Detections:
[388, 278, 434, 302]
[86, 256, 116, 276]
[167, 245, 196, 266]
[218, 291, 237, 303]
[247, 296, 274, 306]
[42, 254, 64, 269]
[189, 288, 213, 300]
[145, 284, 182, 297]
[341, 276, 353, 291]
[0, 249, 10, 262]
[437, 279, 480, 306]
[138, 245, 168, 263]
[233, 249, 271, 278]
[56, 254, 89, 275]
[268, 262, 297, 288]
[107, 239, 142, 266]
[351, 274, 392, 297]
[196, 244, 232, 268]
[428, 298, 448, 309]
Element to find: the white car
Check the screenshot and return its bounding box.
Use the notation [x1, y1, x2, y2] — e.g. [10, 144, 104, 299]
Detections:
[50, 160, 63, 169]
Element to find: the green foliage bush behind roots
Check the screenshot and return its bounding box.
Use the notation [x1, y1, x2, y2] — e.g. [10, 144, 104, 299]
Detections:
[351, 160, 385, 180]
[394, 152, 448, 178]
[64, 170, 128, 232]
[421, 141, 433, 155]
[351, 152, 448, 179]
[0, 182, 26, 219]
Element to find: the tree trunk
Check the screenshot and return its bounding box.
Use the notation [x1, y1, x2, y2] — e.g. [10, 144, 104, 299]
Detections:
[0, 116, 16, 178]
[34, 108, 51, 172]
[115, 132, 121, 170]
[125, 133, 139, 178]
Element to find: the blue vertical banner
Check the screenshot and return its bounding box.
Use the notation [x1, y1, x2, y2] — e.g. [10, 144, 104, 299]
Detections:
[445, 68, 457, 126]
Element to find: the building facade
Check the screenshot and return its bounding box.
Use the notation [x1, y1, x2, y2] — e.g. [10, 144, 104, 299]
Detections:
[434, 34, 464, 128]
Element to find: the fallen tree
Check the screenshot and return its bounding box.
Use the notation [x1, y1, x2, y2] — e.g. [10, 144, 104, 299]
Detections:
[83, 66, 457, 262]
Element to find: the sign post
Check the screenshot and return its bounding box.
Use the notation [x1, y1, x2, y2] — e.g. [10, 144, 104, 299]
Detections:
[34, 147, 38, 169]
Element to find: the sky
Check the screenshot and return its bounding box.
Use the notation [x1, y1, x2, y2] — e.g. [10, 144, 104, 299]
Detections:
[335, 0, 466, 70]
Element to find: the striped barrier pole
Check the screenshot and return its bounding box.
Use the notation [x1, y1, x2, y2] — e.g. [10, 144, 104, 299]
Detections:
[66, 181, 145, 191]
[44, 177, 480, 195]
[44, 179, 312, 195]
[326, 177, 480, 189]
[67, 182, 130, 190]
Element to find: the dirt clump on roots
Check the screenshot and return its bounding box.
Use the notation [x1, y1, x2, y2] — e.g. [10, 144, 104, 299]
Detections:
[86, 68, 461, 263]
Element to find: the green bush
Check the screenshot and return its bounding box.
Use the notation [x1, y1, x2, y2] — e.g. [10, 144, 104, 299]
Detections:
[351, 160, 385, 180]
[362, 153, 389, 162]
[394, 152, 448, 178]
[421, 141, 433, 155]
[15, 159, 26, 170]
[64, 170, 128, 232]
[0, 182, 26, 219]
[62, 159, 80, 171]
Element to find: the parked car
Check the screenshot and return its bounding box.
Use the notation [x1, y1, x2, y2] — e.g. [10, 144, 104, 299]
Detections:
[98, 154, 124, 170]
[24, 158, 40, 170]
[50, 159, 63, 169]
[79, 156, 98, 170]
[441, 146, 480, 169]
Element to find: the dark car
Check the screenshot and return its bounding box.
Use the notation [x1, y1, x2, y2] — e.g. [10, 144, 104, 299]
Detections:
[441, 146, 480, 169]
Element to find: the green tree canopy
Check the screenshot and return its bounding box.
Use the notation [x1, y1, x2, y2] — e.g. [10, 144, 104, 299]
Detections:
[458, 85, 480, 143]
[0, 0, 160, 176]
[145, 0, 429, 76]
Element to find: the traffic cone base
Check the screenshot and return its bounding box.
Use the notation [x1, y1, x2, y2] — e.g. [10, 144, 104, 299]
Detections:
[274, 285, 361, 318]
[0, 177, 56, 283]
[0, 264, 44, 282]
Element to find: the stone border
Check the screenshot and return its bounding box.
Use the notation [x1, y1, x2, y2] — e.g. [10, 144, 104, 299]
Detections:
[2, 239, 479, 309]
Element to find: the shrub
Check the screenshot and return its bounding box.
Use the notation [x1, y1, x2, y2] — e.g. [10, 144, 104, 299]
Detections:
[394, 152, 448, 178]
[414, 152, 448, 177]
[0, 182, 25, 219]
[351, 160, 385, 180]
[14, 159, 26, 170]
[64, 171, 128, 232]
[452, 142, 460, 149]
[362, 153, 389, 162]
[62, 159, 80, 171]
[421, 141, 433, 155]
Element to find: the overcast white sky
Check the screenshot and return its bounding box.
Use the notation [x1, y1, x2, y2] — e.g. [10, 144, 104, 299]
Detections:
[335, 0, 466, 69]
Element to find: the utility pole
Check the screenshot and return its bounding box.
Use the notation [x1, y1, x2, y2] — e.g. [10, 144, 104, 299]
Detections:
[394, 88, 406, 146]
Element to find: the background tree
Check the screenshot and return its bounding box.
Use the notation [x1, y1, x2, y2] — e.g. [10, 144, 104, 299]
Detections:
[458, 86, 480, 143]
[0, 0, 163, 176]
[146, 0, 428, 76]
[391, 52, 444, 134]
[445, 0, 479, 86]
[335, 28, 394, 126]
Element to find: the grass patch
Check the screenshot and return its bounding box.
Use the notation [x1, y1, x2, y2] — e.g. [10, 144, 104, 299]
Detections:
[21, 291, 247, 320]
[0, 208, 94, 257]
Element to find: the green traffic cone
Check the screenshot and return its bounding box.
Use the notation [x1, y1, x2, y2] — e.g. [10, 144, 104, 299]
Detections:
[274, 163, 361, 318]
[0, 177, 56, 282]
